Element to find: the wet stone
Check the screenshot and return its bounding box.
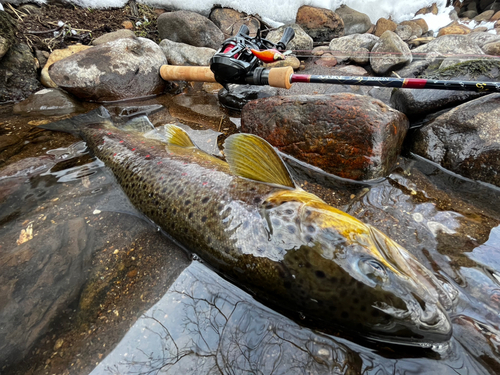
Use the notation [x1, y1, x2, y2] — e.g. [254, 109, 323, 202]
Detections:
[410, 93, 500, 187]
[295, 5, 345, 42]
[13, 88, 84, 116]
[241, 93, 409, 180]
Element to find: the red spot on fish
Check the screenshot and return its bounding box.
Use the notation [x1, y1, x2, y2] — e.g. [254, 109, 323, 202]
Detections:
[141, 141, 145, 143]
[108, 132, 112, 135]
[146, 155, 150, 158]
[182, 173, 187, 176]
[151, 146, 154, 148]
[202, 182, 208, 186]
[131, 148, 136, 151]
[113, 153, 117, 156]
[119, 140, 124, 143]
[157, 161, 162, 165]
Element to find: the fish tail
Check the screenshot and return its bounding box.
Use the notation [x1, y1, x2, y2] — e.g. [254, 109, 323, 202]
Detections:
[38, 106, 112, 136]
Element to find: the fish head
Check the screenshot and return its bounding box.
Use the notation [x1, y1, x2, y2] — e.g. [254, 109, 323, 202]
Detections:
[269, 190, 453, 346]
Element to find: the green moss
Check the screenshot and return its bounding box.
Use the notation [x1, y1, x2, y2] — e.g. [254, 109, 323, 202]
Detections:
[422, 59, 500, 80]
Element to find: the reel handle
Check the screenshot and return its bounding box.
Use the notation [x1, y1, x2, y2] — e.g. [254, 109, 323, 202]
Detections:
[276, 27, 295, 50]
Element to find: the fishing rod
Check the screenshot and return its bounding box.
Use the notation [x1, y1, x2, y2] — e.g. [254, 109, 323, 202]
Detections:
[159, 25, 500, 93]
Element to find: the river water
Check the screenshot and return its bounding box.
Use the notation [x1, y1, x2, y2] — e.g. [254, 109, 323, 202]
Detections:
[2, 83, 500, 374]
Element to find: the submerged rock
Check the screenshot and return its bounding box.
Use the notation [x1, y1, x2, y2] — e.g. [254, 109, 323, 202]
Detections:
[159, 38, 215, 66]
[241, 93, 408, 180]
[0, 218, 94, 368]
[410, 93, 500, 187]
[13, 88, 84, 116]
[334, 5, 372, 35]
[295, 5, 344, 42]
[157, 10, 224, 49]
[49, 37, 167, 102]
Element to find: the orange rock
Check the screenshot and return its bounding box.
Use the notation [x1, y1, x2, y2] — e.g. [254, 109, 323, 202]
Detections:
[437, 22, 471, 37]
[415, 3, 438, 16]
[413, 18, 429, 34]
[491, 11, 500, 22]
[374, 18, 397, 37]
[122, 20, 134, 30]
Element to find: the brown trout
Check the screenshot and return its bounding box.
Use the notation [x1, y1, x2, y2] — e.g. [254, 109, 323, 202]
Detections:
[41, 107, 455, 346]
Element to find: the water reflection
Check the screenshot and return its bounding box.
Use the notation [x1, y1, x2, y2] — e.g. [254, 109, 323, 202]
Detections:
[90, 262, 494, 375]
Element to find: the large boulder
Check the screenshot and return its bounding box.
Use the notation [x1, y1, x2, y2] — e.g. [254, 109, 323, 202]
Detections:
[0, 43, 41, 103]
[209, 7, 260, 39]
[295, 5, 344, 42]
[159, 38, 215, 66]
[391, 59, 500, 117]
[157, 10, 224, 49]
[410, 93, 500, 187]
[374, 18, 397, 37]
[334, 5, 372, 35]
[370, 30, 412, 75]
[241, 93, 409, 180]
[41, 44, 92, 88]
[49, 37, 167, 102]
[266, 24, 313, 56]
[329, 34, 379, 65]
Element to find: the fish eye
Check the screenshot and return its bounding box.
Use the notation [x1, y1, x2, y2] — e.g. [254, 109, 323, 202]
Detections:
[359, 258, 388, 284]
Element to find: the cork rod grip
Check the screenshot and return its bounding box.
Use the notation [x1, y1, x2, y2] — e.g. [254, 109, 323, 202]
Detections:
[268, 66, 293, 89]
[160, 65, 216, 82]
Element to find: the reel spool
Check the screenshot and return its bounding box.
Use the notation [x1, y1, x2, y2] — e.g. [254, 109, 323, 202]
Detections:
[210, 25, 295, 87]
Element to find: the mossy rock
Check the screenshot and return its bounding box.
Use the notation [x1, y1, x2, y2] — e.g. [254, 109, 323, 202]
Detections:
[422, 59, 500, 81]
[0, 11, 17, 55]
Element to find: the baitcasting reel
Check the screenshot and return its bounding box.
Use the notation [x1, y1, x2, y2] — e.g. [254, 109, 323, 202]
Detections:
[209, 24, 295, 87]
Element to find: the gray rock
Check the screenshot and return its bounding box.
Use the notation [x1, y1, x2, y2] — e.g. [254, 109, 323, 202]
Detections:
[0, 43, 42, 103]
[328, 33, 379, 64]
[483, 40, 500, 55]
[370, 31, 412, 75]
[49, 37, 167, 102]
[92, 29, 136, 45]
[468, 32, 500, 48]
[241, 93, 408, 180]
[410, 93, 500, 187]
[266, 24, 313, 57]
[395, 24, 413, 41]
[413, 34, 484, 56]
[218, 84, 278, 111]
[12, 88, 84, 116]
[159, 38, 215, 66]
[334, 5, 372, 35]
[157, 10, 224, 50]
[0, 218, 94, 368]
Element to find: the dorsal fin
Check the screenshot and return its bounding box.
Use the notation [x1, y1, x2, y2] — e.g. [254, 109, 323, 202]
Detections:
[224, 133, 295, 188]
[163, 123, 196, 148]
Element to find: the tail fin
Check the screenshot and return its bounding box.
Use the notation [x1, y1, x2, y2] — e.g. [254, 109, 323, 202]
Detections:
[39, 106, 112, 135]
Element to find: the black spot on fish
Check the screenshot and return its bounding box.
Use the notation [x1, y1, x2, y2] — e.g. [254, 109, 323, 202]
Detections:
[353, 298, 359, 304]
[185, 200, 191, 206]
[329, 305, 337, 312]
[306, 225, 315, 233]
[201, 197, 210, 204]
[201, 216, 207, 222]
[330, 277, 337, 283]
[284, 209, 293, 215]
[253, 197, 262, 204]
[188, 212, 193, 219]
[284, 281, 292, 289]
[207, 236, 212, 244]
[315, 270, 326, 278]
[172, 208, 177, 215]
[304, 235, 313, 243]
[162, 187, 167, 193]
[360, 306, 366, 312]
[341, 311, 349, 319]
[287, 225, 296, 234]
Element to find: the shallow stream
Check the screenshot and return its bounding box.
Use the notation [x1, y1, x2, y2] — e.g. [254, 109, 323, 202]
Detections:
[1, 85, 500, 374]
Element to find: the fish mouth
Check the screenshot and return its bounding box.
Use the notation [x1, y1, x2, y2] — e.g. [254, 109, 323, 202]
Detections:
[370, 301, 453, 347]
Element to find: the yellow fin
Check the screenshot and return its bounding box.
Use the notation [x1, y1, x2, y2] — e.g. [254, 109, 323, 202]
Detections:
[224, 133, 295, 188]
[163, 123, 196, 148]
